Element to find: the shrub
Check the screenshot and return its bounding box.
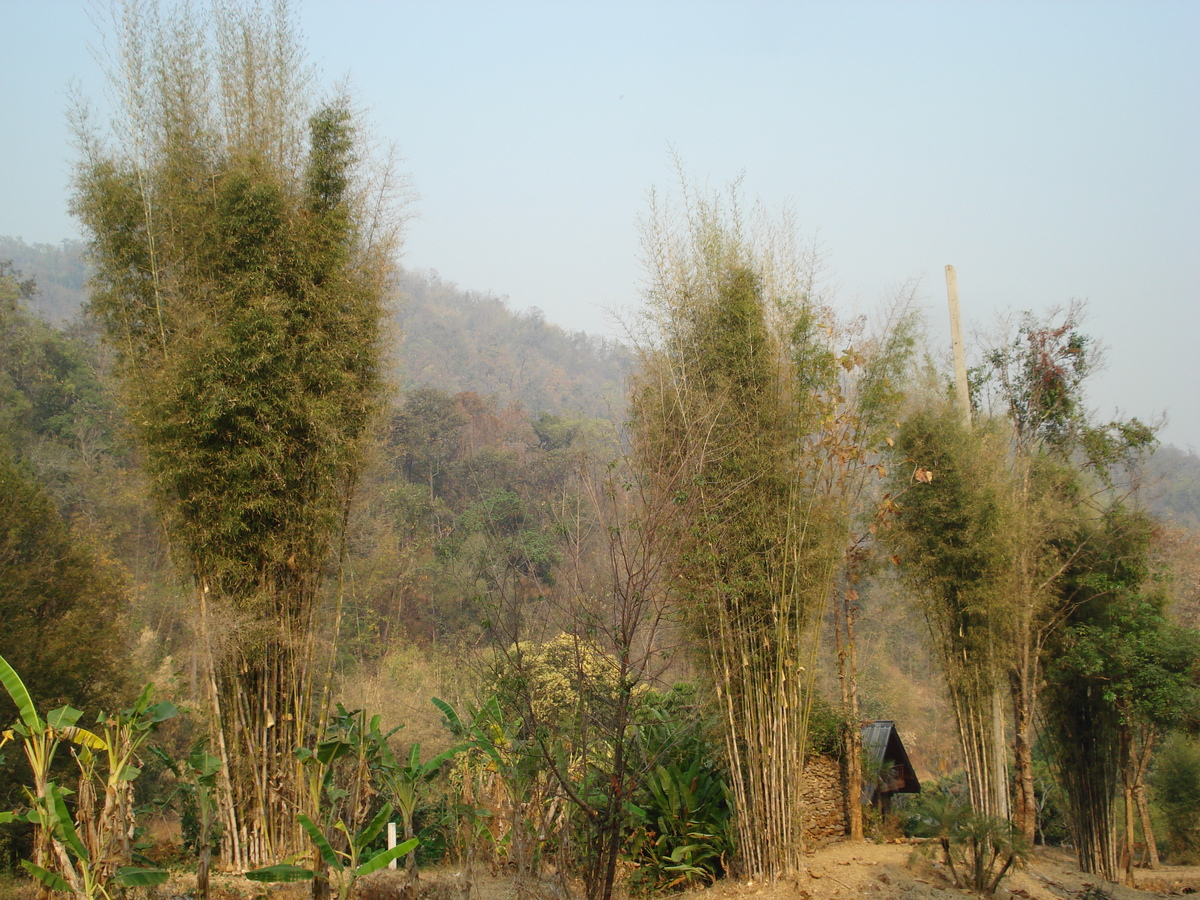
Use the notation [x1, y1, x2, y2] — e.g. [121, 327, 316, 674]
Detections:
[626, 687, 731, 891]
[1151, 733, 1200, 864]
[908, 783, 1028, 897]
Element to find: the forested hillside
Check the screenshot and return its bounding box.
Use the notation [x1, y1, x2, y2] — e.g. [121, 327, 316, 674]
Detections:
[1144, 445, 1200, 531]
[0, 237, 87, 323]
[394, 270, 631, 419]
[1, 236, 632, 421]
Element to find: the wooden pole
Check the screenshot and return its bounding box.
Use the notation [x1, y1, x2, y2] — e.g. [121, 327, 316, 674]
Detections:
[945, 265, 972, 424]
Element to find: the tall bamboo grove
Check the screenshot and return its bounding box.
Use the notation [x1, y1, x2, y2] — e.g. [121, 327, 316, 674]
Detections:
[630, 182, 909, 877]
[886, 406, 1021, 821]
[72, 2, 404, 868]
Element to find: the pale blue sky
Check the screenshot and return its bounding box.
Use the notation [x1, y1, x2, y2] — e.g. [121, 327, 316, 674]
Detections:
[2, 1, 1198, 447]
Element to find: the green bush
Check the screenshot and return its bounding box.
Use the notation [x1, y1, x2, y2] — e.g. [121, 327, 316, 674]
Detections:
[627, 758, 731, 891]
[1151, 733, 1200, 864]
[804, 693, 842, 759]
[626, 686, 731, 892]
[908, 780, 1027, 897]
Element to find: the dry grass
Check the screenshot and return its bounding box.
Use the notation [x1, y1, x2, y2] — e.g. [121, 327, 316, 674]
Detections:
[336, 639, 486, 756]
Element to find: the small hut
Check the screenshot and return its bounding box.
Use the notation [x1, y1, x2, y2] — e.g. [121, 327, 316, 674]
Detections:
[860, 720, 921, 815]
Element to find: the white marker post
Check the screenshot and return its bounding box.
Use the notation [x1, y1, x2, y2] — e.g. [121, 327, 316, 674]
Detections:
[388, 821, 398, 869]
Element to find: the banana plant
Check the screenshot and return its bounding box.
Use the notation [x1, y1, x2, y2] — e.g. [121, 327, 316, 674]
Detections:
[291, 705, 394, 900]
[150, 742, 221, 900]
[375, 736, 461, 900]
[250, 707, 418, 900]
[0, 653, 171, 900]
[246, 801, 416, 900]
[434, 697, 537, 875]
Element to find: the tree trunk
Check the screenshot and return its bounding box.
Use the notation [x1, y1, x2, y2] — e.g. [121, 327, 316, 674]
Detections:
[1133, 725, 1159, 869]
[1010, 657, 1037, 843]
[404, 814, 419, 900]
[1120, 723, 1136, 887]
[1136, 784, 1159, 869]
[197, 843, 210, 900]
[835, 590, 863, 840]
[311, 857, 331, 900]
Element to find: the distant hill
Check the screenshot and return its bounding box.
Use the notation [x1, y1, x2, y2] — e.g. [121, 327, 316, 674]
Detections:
[1142, 445, 1200, 532]
[0, 236, 632, 422]
[392, 269, 630, 420]
[0, 236, 88, 323]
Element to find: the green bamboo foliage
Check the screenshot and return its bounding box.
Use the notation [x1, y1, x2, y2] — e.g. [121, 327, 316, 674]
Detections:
[630, 180, 913, 878]
[886, 406, 1016, 819]
[71, 1, 401, 868]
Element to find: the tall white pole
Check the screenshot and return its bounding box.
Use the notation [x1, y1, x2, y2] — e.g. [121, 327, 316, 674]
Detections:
[945, 265, 972, 424]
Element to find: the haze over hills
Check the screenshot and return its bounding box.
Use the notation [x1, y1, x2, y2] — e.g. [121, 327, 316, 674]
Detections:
[5, 233, 1198, 529]
[392, 269, 630, 421]
[0, 236, 87, 323]
[1, 236, 632, 422]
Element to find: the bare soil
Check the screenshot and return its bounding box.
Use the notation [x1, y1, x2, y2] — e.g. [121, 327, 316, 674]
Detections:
[35, 843, 1196, 900]
[424, 842, 1200, 900]
[676, 841, 1200, 899]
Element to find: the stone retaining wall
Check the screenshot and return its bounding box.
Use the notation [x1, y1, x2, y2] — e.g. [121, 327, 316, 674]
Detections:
[802, 755, 847, 846]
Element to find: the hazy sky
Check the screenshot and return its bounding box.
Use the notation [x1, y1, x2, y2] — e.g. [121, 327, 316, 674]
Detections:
[3, 1, 1198, 448]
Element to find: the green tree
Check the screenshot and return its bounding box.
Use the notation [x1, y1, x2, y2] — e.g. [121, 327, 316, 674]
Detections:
[1043, 508, 1200, 882]
[0, 263, 113, 469]
[978, 309, 1155, 867]
[0, 450, 127, 729]
[1151, 734, 1200, 863]
[888, 307, 1158, 878]
[71, 1, 404, 868]
[0, 450, 129, 874]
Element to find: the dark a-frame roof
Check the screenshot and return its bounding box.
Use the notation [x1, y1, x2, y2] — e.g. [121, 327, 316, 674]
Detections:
[860, 719, 921, 803]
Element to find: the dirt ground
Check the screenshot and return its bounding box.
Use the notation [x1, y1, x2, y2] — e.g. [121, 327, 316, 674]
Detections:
[680, 840, 1200, 899]
[67, 842, 1200, 900]
[418, 841, 1200, 900]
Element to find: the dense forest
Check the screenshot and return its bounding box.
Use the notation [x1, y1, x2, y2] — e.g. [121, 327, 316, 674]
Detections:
[1, 5, 1198, 899]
